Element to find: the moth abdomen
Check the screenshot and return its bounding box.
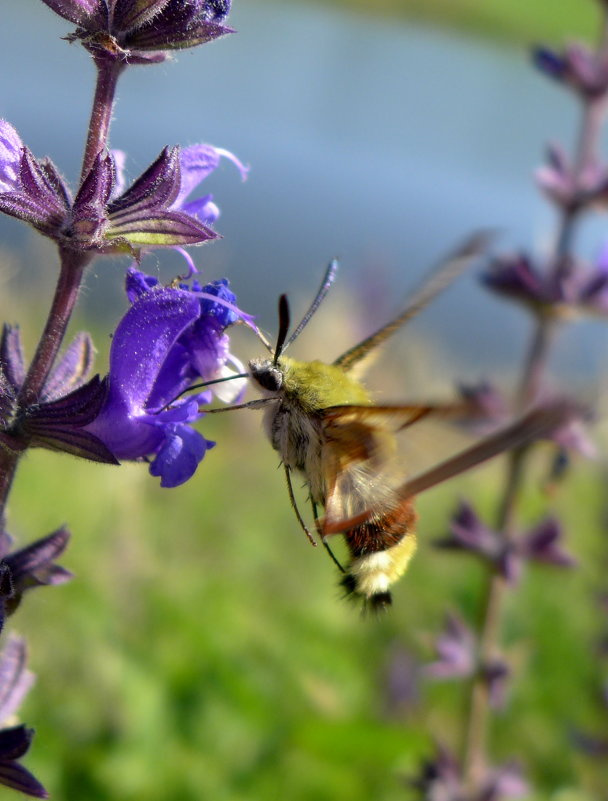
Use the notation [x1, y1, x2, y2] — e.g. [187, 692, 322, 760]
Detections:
[340, 500, 418, 609]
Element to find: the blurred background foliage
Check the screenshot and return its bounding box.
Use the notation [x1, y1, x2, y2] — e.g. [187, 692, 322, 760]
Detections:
[2, 0, 608, 799]
[275, 0, 600, 43]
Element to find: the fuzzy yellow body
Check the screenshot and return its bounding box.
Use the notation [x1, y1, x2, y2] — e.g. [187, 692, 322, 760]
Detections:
[249, 354, 418, 609]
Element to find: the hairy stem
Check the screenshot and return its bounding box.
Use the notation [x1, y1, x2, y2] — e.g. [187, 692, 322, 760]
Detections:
[17, 250, 89, 407]
[80, 58, 124, 182]
[1, 59, 123, 520]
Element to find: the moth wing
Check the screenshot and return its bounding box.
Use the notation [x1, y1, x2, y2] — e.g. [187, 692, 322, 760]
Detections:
[320, 400, 573, 535]
[320, 404, 463, 532]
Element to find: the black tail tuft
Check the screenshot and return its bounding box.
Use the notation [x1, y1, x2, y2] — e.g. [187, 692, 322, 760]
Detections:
[340, 574, 392, 614]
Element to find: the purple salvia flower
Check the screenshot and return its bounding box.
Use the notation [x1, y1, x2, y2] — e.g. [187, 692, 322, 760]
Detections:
[410, 743, 462, 801]
[533, 43, 608, 99]
[457, 382, 510, 431]
[438, 502, 576, 583]
[0, 324, 116, 463]
[0, 527, 72, 615]
[411, 743, 528, 801]
[478, 762, 529, 801]
[0, 122, 245, 254]
[0, 122, 22, 193]
[519, 516, 577, 569]
[483, 250, 608, 320]
[437, 501, 519, 583]
[105, 144, 246, 252]
[0, 726, 49, 799]
[383, 644, 420, 713]
[480, 659, 511, 710]
[0, 637, 35, 726]
[86, 268, 248, 487]
[0, 566, 12, 635]
[424, 613, 476, 680]
[0, 121, 72, 243]
[40, 0, 234, 65]
[0, 637, 47, 799]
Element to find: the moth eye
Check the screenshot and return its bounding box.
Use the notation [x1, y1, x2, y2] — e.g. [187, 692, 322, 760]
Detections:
[253, 366, 283, 392]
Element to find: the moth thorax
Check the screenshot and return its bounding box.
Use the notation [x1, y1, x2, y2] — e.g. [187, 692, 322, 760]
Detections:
[249, 358, 284, 392]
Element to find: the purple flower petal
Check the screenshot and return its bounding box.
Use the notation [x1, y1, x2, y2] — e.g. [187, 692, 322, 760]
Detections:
[0, 121, 23, 192]
[43, 332, 95, 400]
[149, 423, 215, 488]
[0, 637, 35, 725]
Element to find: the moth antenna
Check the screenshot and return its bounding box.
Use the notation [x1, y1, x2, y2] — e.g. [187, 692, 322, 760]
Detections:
[282, 259, 339, 352]
[273, 294, 291, 363]
[252, 326, 274, 354]
[239, 318, 274, 353]
[333, 231, 493, 371]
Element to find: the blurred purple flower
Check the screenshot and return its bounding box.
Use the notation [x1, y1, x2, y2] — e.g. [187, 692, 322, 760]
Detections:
[437, 502, 576, 583]
[481, 660, 511, 710]
[40, 0, 233, 64]
[0, 637, 47, 799]
[457, 382, 510, 433]
[424, 613, 476, 680]
[519, 517, 577, 568]
[478, 762, 529, 801]
[410, 743, 527, 801]
[483, 250, 608, 319]
[0, 527, 72, 615]
[0, 120, 245, 254]
[533, 43, 608, 98]
[85, 267, 249, 487]
[0, 324, 116, 464]
[436, 502, 519, 582]
[535, 142, 608, 211]
[383, 644, 420, 714]
[410, 743, 462, 801]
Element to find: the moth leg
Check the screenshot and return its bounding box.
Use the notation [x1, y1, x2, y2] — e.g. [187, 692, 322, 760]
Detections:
[283, 465, 317, 547]
[311, 501, 346, 574]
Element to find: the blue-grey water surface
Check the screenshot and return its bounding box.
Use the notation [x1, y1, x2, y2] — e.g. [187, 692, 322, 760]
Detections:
[1, 1, 607, 382]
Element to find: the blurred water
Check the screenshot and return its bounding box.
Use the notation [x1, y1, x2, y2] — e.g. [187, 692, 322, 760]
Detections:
[1, 1, 607, 381]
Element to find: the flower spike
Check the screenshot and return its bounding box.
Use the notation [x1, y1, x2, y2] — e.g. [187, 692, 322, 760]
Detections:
[40, 0, 234, 65]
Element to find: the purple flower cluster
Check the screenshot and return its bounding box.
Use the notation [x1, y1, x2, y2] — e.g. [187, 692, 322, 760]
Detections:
[0, 530, 72, 798]
[437, 501, 576, 584]
[0, 1, 250, 795]
[0, 120, 247, 256]
[86, 267, 249, 487]
[41, 0, 233, 64]
[411, 743, 528, 801]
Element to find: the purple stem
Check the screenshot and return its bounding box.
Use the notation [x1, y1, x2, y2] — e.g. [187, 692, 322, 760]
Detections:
[462, 13, 608, 790]
[81, 58, 124, 183]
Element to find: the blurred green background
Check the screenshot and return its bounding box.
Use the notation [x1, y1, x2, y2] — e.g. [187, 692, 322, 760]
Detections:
[2, 0, 608, 799]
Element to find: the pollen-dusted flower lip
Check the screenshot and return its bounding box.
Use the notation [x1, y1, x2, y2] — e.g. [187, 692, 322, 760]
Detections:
[40, 0, 234, 64]
[85, 267, 249, 487]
